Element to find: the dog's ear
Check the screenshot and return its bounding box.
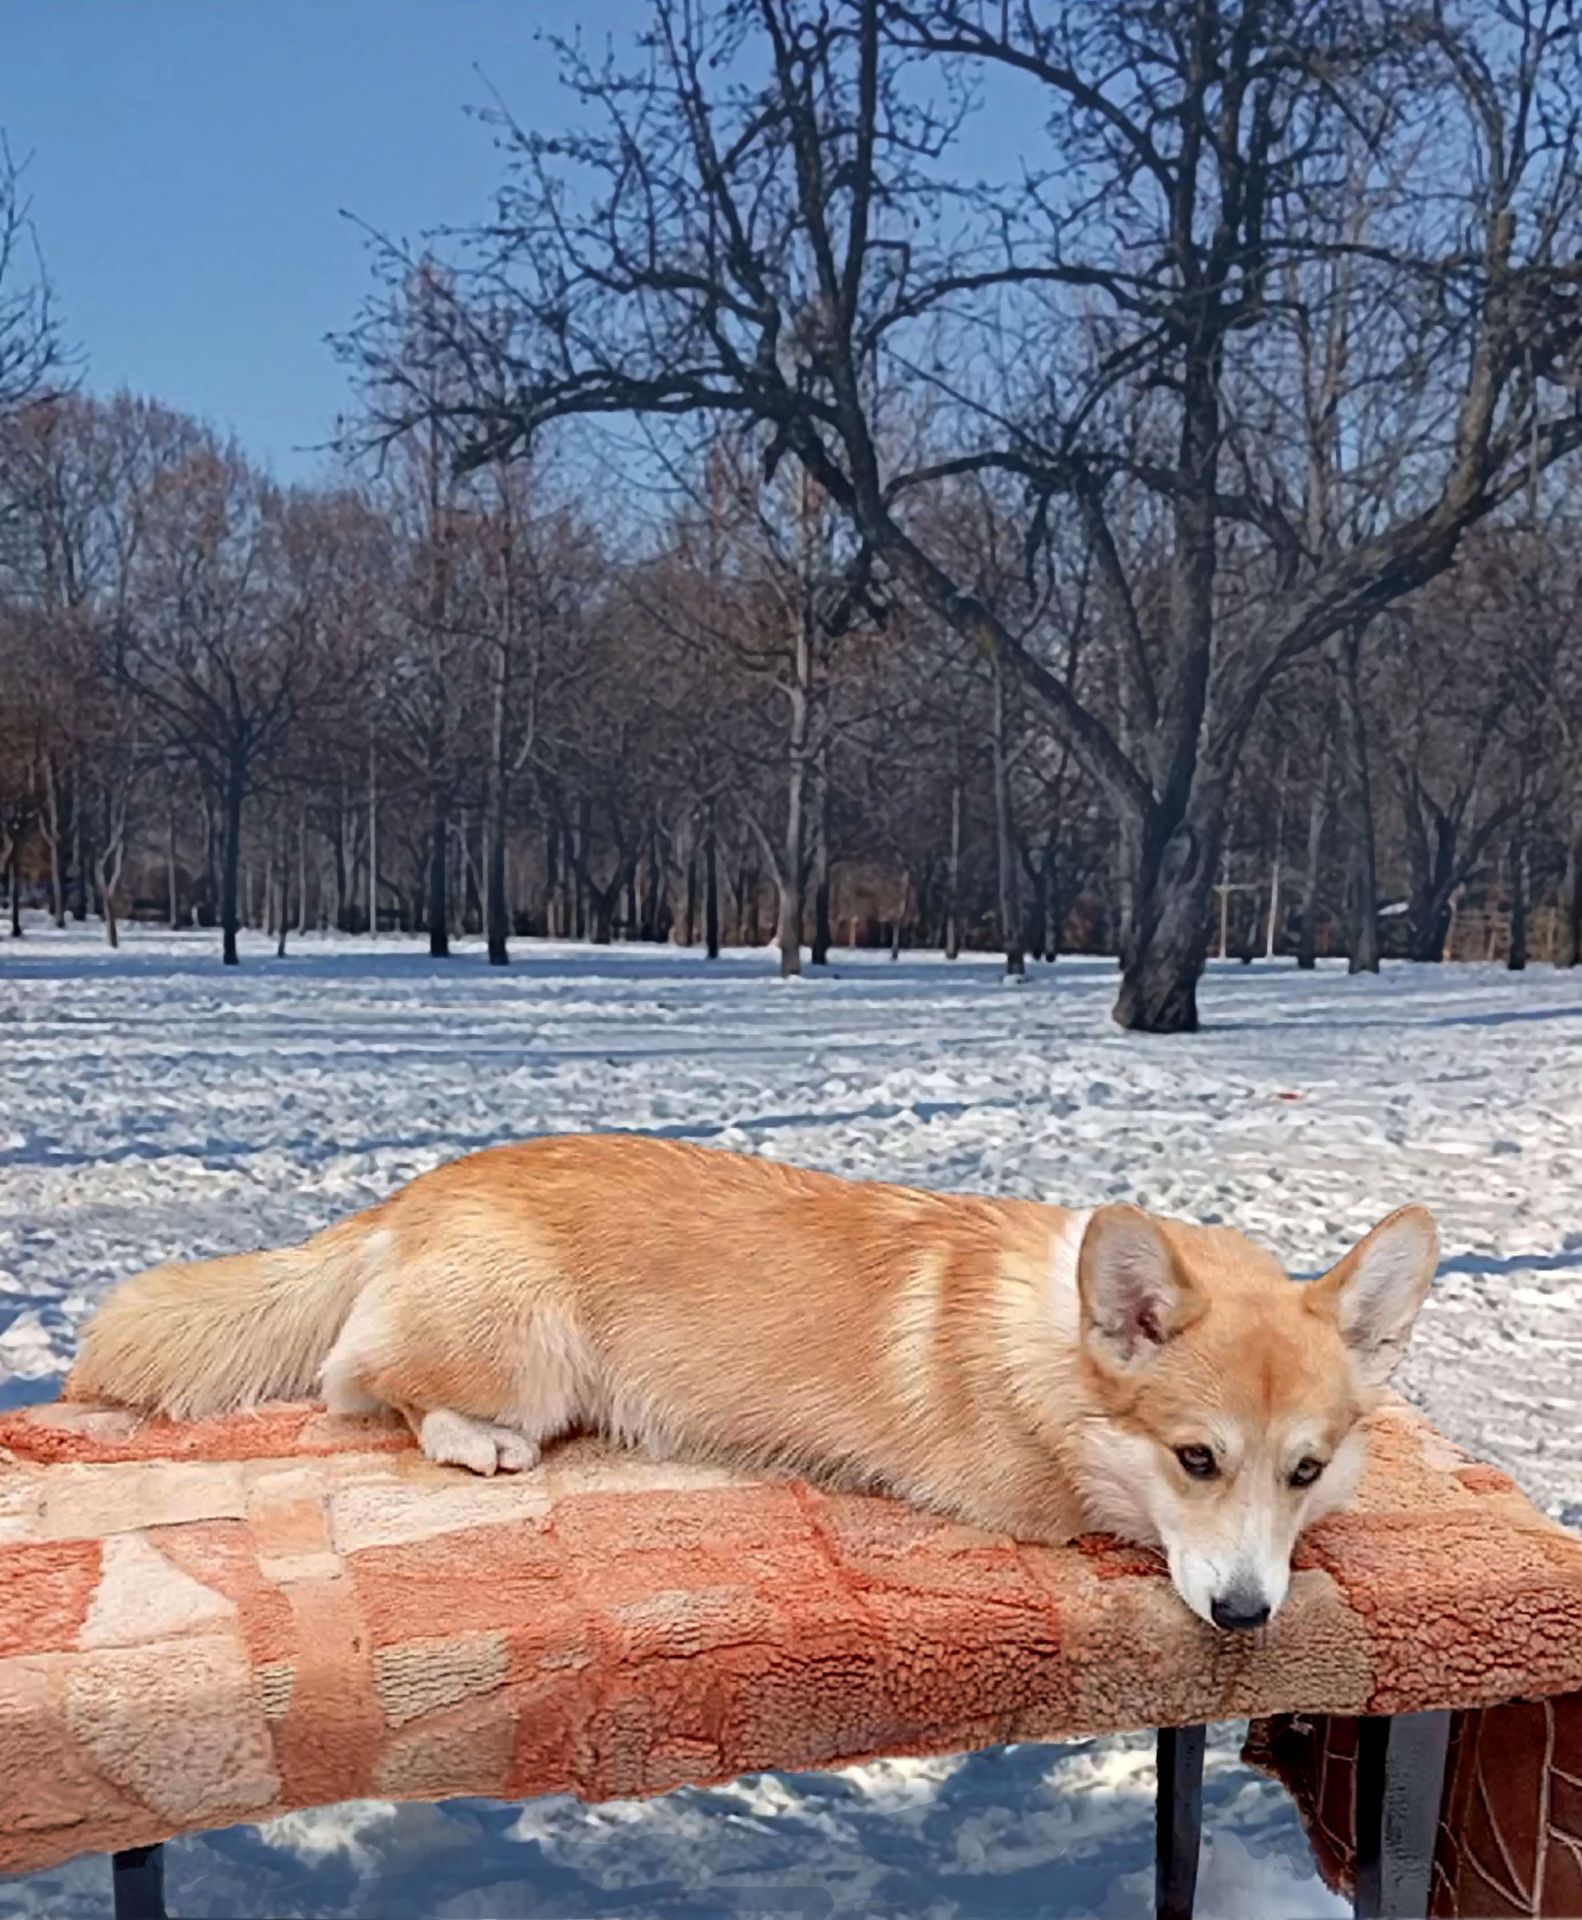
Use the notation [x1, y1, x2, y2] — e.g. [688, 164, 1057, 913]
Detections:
[1078, 1205, 1201, 1370]
[1307, 1206, 1438, 1386]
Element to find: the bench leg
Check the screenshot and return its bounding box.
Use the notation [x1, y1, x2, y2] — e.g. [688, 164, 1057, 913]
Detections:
[112, 1843, 167, 1920]
[1353, 1710, 1451, 1919]
[1156, 1723, 1207, 1920]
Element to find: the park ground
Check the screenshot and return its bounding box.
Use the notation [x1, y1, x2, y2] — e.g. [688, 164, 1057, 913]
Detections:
[2, 922, 1579, 1917]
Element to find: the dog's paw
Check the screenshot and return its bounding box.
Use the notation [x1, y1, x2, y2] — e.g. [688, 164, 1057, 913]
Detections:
[491, 1430, 541, 1473]
[419, 1409, 540, 1477]
[419, 1409, 500, 1474]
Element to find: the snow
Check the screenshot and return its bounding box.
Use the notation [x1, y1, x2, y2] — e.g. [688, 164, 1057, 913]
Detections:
[3, 918, 1579, 1916]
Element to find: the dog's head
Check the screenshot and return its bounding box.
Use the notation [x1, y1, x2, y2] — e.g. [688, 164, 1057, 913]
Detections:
[1070, 1203, 1437, 1631]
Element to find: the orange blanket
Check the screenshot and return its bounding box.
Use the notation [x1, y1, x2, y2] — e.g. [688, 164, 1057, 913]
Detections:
[2, 1396, 1580, 1881]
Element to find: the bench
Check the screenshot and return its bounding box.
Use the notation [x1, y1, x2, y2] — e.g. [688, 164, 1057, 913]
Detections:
[2, 1396, 1579, 1918]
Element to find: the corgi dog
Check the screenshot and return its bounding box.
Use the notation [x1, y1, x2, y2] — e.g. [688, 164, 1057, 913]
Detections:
[67, 1133, 1437, 1630]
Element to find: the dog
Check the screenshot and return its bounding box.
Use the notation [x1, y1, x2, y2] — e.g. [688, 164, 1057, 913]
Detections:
[67, 1132, 1437, 1630]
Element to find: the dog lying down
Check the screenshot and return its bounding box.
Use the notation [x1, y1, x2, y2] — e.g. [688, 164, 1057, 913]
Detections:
[68, 1132, 1437, 1632]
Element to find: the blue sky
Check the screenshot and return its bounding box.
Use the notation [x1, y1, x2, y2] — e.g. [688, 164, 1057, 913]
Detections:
[2, 2, 655, 481]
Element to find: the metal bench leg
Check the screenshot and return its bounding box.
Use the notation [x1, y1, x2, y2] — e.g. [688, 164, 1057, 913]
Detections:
[1353, 1710, 1451, 1919]
[1156, 1723, 1206, 1920]
[112, 1843, 167, 1920]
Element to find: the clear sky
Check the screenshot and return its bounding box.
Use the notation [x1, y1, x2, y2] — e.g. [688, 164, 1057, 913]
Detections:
[2, 2, 656, 482]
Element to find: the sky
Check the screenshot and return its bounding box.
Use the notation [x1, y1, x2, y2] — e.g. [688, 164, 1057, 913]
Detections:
[2, 1, 656, 483]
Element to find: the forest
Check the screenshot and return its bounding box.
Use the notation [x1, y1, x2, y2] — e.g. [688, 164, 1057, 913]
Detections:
[3, 3, 1582, 1032]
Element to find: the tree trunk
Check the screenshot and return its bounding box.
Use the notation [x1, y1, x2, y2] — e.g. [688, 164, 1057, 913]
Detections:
[486, 812, 509, 963]
[42, 753, 65, 927]
[70, 789, 87, 922]
[944, 776, 962, 960]
[591, 881, 616, 945]
[99, 815, 126, 948]
[1296, 743, 1333, 971]
[1040, 826, 1063, 961]
[1022, 845, 1049, 963]
[448, 819, 468, 940]
[274, 818, 290, 959]
[1109, 323, 1224, 1028]
[742, 862, 761, 946]
[540, 820, 558, 937]
[644, 829, 665, 943]
[1404, 814, 1459, 963]
[1338, 629, 1380, 974]
[192, 789, 214, 927]
[330, 802, 348, 934]
[487, 653, 510, 967]
[683, 839, 698, 947]
[704, 799, 721, 959]
[1112, 805, 1140, 977]
[297, 806, 310, 937]
[1265, 748, 1289, 960]
[220, 757, 245, 967]
[91, 849, 106, 923]
[990, 664, 1024, 979]
[6, 847, 20, 937]
[1115, 786, 1225, 1034]
[776, 630, 810, 979]
[775, 824, 804, 974]
[1507, 829, 1528, 972]
[810, 750, 831, 967]
[1559, 823, 1582, 969]
[166, 806, 181, 929]
[574, 799, 592, 940]
[622, 859, 637, 941]
[427, 780, 449, 959]
[366, 731, 379, 938]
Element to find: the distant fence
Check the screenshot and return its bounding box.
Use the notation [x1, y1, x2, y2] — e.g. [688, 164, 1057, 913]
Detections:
[1440, 904, 1563, 964]
[1212, 879, 1569, 966]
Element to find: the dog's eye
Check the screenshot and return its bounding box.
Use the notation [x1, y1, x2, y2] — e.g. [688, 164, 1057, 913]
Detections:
[1290, 1457, 1325, 1488]
[1175, 1445, 1217, 1479]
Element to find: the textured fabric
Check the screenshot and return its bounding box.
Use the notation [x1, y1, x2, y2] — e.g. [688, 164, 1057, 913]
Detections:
[2, 1396, 1580, 1874]
[1246, 1698, 1582, 1919]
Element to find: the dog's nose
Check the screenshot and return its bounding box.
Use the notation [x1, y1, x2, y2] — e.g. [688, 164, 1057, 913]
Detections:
[1210, 1592, 1271, 1632]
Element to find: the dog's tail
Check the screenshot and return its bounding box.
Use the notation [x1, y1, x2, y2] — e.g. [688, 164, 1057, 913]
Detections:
[67, 1215, 377, 1419]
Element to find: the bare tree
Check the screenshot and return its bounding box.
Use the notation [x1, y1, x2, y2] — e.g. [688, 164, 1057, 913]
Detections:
[475, 461, 595, 964]
[348, 0, 1582, 1029]
[87, 718, 142, 950]
[1552, 615, 1582, 968]
[0, 140, 64, 435]
[1337, 628, 1383, 973]
[0, 609, 42, 934]
[111, 431, 314, 964]
[1374, 565, 1527, 961]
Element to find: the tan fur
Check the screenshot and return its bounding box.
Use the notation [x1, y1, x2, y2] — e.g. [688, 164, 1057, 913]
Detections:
[67, 1215, 385, 1421]
[68, 1133, 1437, 1621]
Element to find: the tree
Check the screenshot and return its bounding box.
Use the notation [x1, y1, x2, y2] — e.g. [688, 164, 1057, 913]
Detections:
[112, 426, 315, 965]
[1374, 565, 1524, 962]
[638, 444, 851, 977]
[0, 605, 44, 934]
[1337, 628, 1383, 974]
[474, 460, 595, 964]
[0, 140, 63, 434]
[1547, 572, 1582, 967]
[349, 0, 1582, 1030]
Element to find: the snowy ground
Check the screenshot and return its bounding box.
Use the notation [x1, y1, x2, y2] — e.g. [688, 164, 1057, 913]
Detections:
[3, 919, 1579, 1917]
